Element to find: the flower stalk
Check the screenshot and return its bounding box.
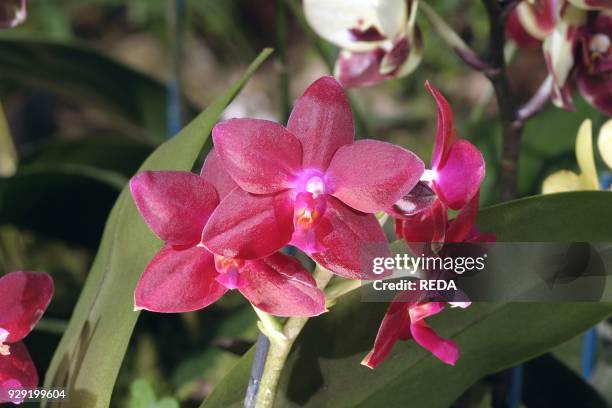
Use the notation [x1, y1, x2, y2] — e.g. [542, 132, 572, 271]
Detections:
[482, 0, 524, 201]
[254, 265, 333, 408]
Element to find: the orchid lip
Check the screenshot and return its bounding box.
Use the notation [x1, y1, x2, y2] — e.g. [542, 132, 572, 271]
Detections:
[0, 328, 10, 356]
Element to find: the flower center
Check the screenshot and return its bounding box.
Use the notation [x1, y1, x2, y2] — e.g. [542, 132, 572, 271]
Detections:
[214, 255, 246, 289]
[0, 328, 10, 356]
[590, 33, 610, 55]
[305, 176, 326, 197]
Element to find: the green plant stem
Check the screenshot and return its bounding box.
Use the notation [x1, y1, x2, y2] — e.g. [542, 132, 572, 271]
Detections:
[254, 266, 333, 407]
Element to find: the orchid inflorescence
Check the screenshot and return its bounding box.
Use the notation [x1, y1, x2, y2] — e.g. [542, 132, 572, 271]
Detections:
[130, 76, 489, 368]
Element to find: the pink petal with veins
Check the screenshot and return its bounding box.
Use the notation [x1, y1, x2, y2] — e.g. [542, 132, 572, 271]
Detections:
[130, 171, 219, 246]
[212, 118, 302, 194]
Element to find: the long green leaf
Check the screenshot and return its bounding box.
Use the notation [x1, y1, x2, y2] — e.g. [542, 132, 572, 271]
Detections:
[202, 191, 612, 408]
[43, 48, 273, 408]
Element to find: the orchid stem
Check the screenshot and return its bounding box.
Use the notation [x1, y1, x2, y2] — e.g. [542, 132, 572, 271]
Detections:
[482, 0, 524, 201]
[253, 265, 333, 408]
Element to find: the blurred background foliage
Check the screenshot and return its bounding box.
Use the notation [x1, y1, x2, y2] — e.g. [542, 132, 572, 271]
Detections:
[0, 0, 609, 407]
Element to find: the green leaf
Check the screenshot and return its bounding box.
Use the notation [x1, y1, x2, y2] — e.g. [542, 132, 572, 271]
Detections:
[0, 102, 17, 177]
[42, 48, 273, 408]
[129, 379, 179, 408]
[0, 37, 191, 140]
[201, 191, 612, 408]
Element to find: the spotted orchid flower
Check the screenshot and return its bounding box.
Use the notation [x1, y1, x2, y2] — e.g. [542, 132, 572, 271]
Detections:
[507, 0, 559, 48]
[543, 119, 612, 192]
[389, 82, 485, 223]
[303, 0, 422, 87]
[365, 193, 494, 369]
[131, 149, 326, 317]
[0, 0, 26, 29]
[202, 76, 424, 279]
[0, 271, 53, 405]
[544, 3, 612, 114]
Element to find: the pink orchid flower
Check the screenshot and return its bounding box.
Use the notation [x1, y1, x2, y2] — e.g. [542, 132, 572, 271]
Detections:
[507, 0, 559, 48]
[303, 0, 422, 87]
[0, 271, 53, 404]
[362, 300, 458, 368]
[131, 149, 326, 317]
[202, 76, 424, 279]
[0, 0, 26, 29]
[390, 82, 484, 221]
[365, 193, 495, 369]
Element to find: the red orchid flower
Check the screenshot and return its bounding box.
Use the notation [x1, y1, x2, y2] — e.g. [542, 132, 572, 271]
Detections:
[201, 76, 424, 279]
[131, 149, 326, 317]
[0, 271, 53, 404]
[362, 300, 458, 368]
[390, 82, 484, 221]
[0, 0, 26, 29]
[365, 194, 495, 369]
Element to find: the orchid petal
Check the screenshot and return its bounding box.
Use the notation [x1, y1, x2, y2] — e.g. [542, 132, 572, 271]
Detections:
[361, 301, 410, 369]
[212, 119, 302, 194]
[287, 76, 354, 170]
[576, 119, 600, 189]
[385, 28, 423, 78]
[130, 171, 219, 246]
[434, 139, 485, 210]
[410, 321, 459, 365]
[134, 245, 226, 313]
[387, 181, 437, 218]
[542, 170, 583, 193]
[409, 302, 459, 365]
[598, 119, 612, 170]
[327, 140, 424, 213]
[303, 0, 407, 52]
[239, 253, 326, 317]
[0, 342, 38, 404]
[0, 0, 26, 29]
[446, 192, 480, 243]
[507, 9, 542, 47]
[567, 0, 612, 10]
[296, 197, 390, 279]
[203, 188, 294, 259]
[0, 271, 53, 343]
[543, 5, 587, 109]
[334, 49, 390, 88]
[577, 69, 612, 116]
[425, 82, 456, 169]
[395, 200, 447, 255]
[516, 0, 558, 40]
[200, 148, 237, 199]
